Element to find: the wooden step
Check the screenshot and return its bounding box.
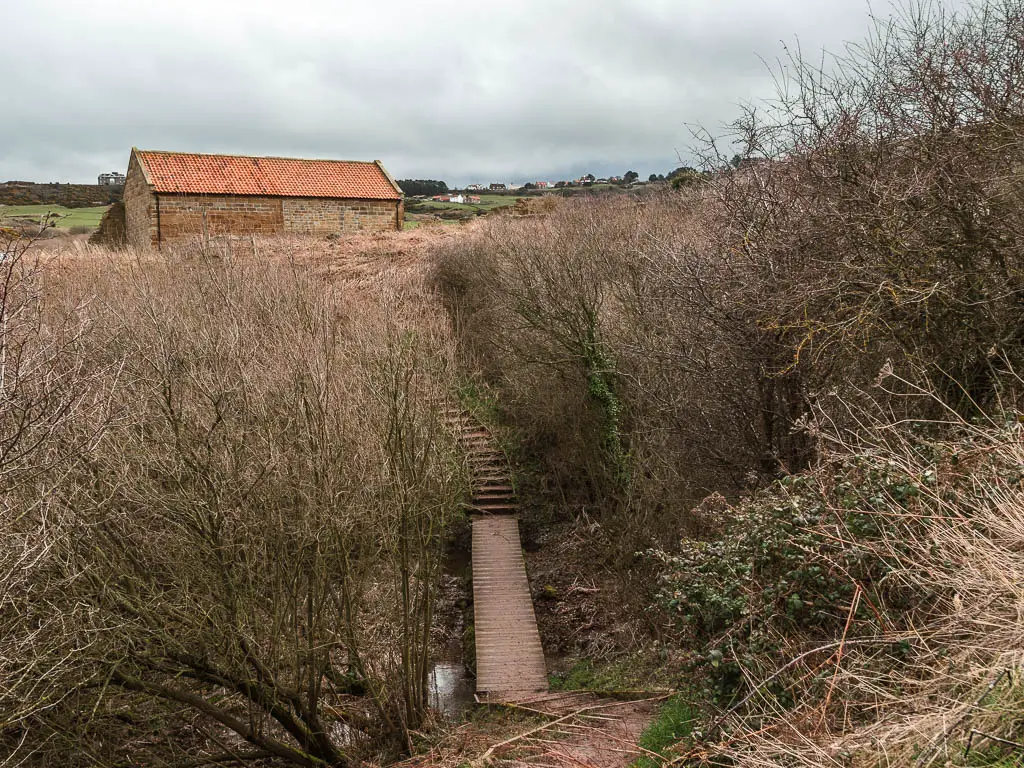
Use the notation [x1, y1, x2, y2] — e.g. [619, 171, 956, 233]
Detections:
[453, 410, 548, 703]
[468, 502, 518, 513]
[475, 493, 516, 505]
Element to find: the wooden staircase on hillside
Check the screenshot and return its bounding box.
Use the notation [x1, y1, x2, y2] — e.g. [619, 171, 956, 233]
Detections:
[443, 406, 519, 514]
[442, 405, 549, 701]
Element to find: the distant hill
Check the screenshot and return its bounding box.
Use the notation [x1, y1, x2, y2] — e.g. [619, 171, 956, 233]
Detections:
[0, 181, 122, 208]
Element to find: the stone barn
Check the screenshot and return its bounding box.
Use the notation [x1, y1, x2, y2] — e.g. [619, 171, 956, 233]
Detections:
[123, 148, 404, 249]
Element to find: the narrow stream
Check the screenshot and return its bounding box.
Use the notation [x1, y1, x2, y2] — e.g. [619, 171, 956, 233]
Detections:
[427, 661, 475, 719]
[426, 540, 476, 720]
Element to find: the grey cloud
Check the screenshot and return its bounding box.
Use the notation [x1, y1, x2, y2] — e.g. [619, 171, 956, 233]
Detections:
[1, 0, 969, 186]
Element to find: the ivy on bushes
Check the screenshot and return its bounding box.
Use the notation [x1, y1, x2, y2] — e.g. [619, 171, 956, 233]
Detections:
[645, 445, 958, 701]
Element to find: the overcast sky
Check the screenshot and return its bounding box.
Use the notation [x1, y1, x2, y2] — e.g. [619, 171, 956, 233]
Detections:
[1, 0, 965, 186]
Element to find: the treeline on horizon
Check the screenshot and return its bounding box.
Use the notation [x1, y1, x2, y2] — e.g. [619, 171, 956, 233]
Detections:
[397, 166, 698, 197]
[0, 181, 122, 207]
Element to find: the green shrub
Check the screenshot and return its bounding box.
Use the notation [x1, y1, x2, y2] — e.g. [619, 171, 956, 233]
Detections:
[645, 421, 1015, 703]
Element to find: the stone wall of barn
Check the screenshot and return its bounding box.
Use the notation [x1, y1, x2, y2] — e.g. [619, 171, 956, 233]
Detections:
[282, 198, 400, 233]
[148, 195, 401, 245]
[155, 195, 285, 242]
[124, 153, 158, 249]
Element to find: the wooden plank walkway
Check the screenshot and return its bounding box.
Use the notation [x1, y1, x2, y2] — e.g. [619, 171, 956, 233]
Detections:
[443, 405, 548, 701]
[472, 516, 548, 699]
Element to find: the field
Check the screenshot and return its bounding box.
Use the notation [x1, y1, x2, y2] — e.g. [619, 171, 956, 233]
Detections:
[410, 193, 520, 215]
[0, 204, 109, 229]
[413, 186, 627, 215]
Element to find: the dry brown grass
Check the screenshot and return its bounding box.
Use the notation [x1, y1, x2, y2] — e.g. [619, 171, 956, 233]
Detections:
[1, 229, 477, 766]
[692, 402, 1024, 767]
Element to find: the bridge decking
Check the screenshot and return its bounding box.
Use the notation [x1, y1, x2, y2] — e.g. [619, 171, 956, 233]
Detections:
[471, 515, 548, 699]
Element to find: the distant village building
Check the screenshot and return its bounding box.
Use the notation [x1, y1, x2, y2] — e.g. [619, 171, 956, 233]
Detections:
[98, 171, 126, 186]
[466, 184, 485, 191]
[123, 148, 404, 249]
[489, 183, 507, 191]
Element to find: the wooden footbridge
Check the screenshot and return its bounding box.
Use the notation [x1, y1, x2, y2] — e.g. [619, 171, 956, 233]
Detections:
[444, 408, 548, 701]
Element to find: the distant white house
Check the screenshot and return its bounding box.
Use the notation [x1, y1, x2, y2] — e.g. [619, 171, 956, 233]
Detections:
[98, 171, 126, 186]
[450, 194, 465, 204]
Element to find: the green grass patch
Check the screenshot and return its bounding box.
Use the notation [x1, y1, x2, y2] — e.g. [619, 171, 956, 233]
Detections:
[472, 194, 521, 207]
[457, 379, 502, 427]
[633, 696, 697, 768]
[962, 750, 1024, 767]
[0, 204, 109, 229]
[550, 659, 604, 691]
[549, 652, 682, 694]
[549, 658, 647, 692]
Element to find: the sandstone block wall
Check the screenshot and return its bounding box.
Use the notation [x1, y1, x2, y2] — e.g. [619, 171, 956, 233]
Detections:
[124, 153, 157, 249]
[89, 201, 127, 249]
[283, 198, 399, 233]
[156, 196, 285, 242]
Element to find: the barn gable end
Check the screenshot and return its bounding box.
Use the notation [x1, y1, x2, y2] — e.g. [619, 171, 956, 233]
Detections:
[125, 150, 157, 249]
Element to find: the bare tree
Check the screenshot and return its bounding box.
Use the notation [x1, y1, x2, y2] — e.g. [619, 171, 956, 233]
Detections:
[0, 224, 122, 766]
[693, 0, 1024, 413]
[4, 254, 465, 766]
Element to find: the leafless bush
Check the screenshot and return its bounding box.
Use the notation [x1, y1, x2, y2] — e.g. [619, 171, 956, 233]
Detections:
[690, 388, 1024, 767]
[2, 247, 467, 766]
[648, 0, 1024, 760]
[0, 229, 121, 765]
[695, 0, 1024, 415]
[434, 191, 819, 553]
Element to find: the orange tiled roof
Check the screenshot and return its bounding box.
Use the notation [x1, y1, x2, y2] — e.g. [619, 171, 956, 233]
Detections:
[135, 150, 402, 200]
